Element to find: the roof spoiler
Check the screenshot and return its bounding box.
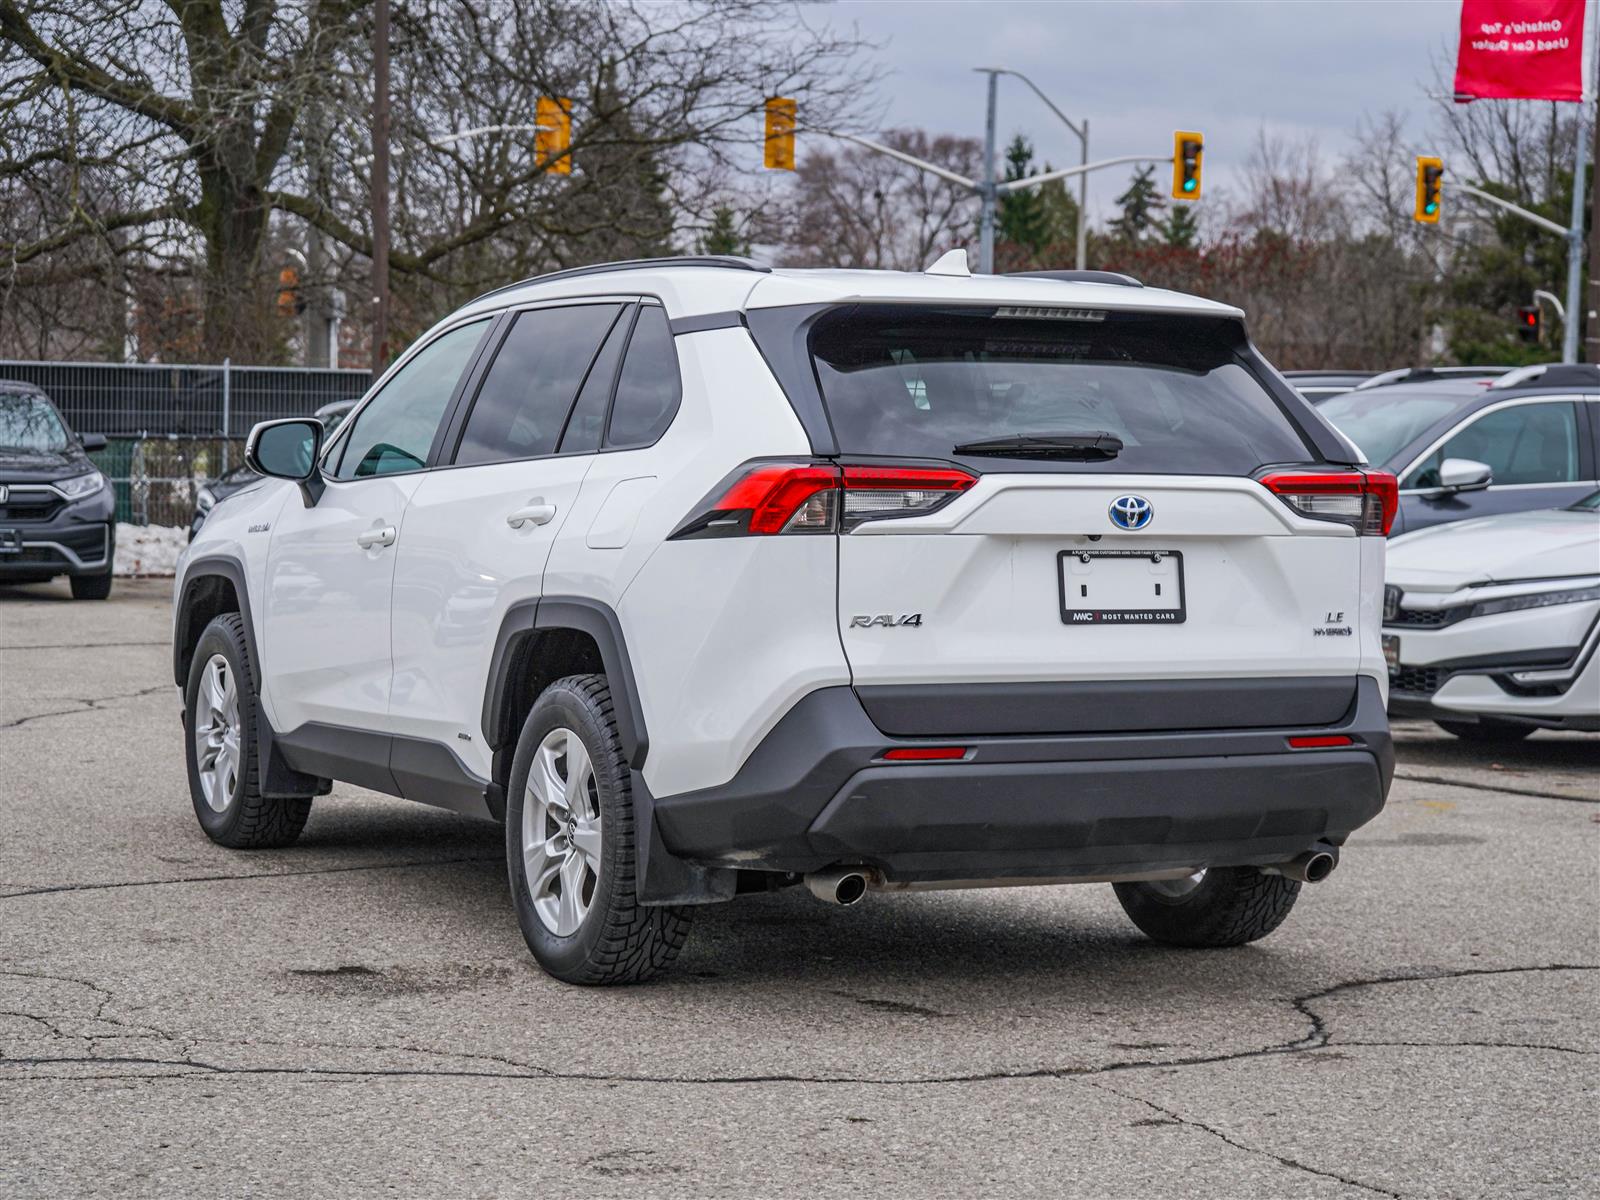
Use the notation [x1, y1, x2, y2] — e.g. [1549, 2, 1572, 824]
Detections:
[1006, 269, 1143, 288]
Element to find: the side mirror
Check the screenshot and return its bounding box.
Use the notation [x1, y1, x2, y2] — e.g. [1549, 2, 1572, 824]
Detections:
[245, 418, 325, 505]
[79, 433, 108, 453]
[1437, 457, 1493, 494]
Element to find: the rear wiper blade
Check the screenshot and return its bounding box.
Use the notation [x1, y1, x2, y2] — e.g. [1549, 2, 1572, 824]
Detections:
[952, 432, 1124, 459]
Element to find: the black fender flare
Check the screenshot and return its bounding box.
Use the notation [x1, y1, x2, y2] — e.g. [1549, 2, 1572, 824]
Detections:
[173, 554, 256, 688]
[480, 595, 649, 769]
[174, 554, 326, 799]
[480, 596, 728, 904]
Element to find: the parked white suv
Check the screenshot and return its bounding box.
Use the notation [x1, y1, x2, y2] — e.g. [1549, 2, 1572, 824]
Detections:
[173, 254, 1396, 984]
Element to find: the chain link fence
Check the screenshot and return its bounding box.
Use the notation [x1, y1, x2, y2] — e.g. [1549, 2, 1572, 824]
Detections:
[0, 360, 372, 527]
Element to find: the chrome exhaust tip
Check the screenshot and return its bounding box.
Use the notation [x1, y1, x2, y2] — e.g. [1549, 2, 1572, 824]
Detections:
[805, 867, 870, 906]
[1267, 847, 1339, 884]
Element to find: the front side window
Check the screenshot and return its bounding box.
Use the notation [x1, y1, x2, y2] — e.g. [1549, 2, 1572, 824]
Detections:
[809, 306, 1312, 475]
[1404, 401, 1581, 489]
[455, 304, 623, 467]
[0, 391, 69, 452]
[333, 319, 490, 480]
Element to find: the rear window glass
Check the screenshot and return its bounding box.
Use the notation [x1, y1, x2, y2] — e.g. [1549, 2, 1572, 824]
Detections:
[808, 306, 1312, 474]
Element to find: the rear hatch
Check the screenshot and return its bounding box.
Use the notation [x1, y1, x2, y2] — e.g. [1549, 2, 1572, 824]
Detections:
[807, 303, 1388, 736]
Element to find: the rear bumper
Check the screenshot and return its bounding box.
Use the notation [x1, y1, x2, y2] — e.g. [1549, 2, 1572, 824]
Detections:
[648, 675, 1392, 888]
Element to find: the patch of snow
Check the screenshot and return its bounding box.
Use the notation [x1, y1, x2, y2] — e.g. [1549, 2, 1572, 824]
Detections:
[115, 523, 188, 577]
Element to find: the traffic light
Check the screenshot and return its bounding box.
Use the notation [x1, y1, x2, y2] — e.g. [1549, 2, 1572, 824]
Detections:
[764, 97, 796, 170]
[1517, 305, 1541, 344]
[276, 266, 300, 318]
[1414, 156, 1443, 223]
[1171, 131, 1202, 200]
[535, 96, 572, 175]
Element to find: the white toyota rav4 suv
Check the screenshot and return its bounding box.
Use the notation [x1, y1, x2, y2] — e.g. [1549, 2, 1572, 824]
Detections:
[173, 254, 1396, 984]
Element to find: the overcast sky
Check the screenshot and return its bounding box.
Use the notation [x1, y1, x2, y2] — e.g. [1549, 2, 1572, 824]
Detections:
[820, 0, 1471, 217]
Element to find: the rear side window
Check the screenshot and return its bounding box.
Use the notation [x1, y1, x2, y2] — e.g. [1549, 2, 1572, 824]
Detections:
[455, 303, 622, 467]
[808, 306, 1312, 474]
[605, 305, 681, 448]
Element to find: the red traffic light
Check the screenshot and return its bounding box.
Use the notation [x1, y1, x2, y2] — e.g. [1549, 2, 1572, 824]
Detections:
[1516, 305, 1541, 343]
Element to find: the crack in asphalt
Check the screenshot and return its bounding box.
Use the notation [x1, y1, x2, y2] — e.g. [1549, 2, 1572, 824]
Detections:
[0, 856, 501, 900]
[1393, 771, 1596, 804]
[1085, 1077, 1403, 1198]
[2, 963, 1592, 1090]
[0, 684, 170, 732]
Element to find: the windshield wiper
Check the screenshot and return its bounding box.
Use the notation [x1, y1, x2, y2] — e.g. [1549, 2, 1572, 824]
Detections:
[952, 432, 1123, 460]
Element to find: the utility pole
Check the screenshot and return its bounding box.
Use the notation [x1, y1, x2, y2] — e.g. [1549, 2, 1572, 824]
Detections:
[977, 69, 999, 274]
[1562, 2, 1597, 363]
[371, 0, 390, 372]
[1561, 106, 1589, 363]
[1588, 89, 1600, 363]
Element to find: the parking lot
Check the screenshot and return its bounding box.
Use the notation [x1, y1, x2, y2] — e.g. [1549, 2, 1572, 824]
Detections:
[1, 578, 1595, 1198]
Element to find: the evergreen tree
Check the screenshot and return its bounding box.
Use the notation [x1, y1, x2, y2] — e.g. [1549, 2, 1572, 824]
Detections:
[1110, 166, 1165, 242]
[701, 206, 749, 256]
[1160, 205, 1200, 249]
[998, 134, 1049, 252]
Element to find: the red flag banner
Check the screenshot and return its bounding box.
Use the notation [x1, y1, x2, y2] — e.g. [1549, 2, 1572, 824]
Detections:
[1454, 0, 1587, 101]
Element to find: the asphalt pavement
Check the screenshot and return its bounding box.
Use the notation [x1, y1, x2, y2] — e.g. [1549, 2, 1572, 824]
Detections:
[1, 578, 1596, 1198]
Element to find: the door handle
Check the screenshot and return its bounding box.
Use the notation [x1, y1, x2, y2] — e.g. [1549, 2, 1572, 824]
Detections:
[507, 502, 557, 529]
[356, 525, 396, 549]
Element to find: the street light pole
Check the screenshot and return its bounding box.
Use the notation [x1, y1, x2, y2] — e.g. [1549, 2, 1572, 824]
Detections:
[371, 0, 391, 372]
[977, 69, 999, 274]
[988, 69, 1091, 270]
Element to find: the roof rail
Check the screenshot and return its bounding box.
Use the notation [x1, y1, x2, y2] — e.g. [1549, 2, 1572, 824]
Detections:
[470, 255, 771, 305]
[1354, 366, 1512, 391]
[1489, 362, 1600, 390]
[1006, 269, 1144, 288]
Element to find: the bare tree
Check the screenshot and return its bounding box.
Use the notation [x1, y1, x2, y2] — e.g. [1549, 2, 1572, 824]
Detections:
[0, 0, 876, 361]
[770, 128, 980, 270]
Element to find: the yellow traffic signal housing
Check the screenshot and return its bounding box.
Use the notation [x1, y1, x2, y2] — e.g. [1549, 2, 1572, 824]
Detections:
[764, 97, 797, 170]
[276, 266, 299, 318]
[1415, 156, 1443, 223]
[1172, 131, 1203, 200]
[536, 97, 572, 175]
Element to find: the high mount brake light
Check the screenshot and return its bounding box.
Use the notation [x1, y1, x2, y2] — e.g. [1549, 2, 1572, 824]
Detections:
[670, 461, 976, 539]
[1258, 469, 1397, 536]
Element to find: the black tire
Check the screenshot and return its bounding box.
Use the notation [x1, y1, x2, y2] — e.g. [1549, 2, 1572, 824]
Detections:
[70, 569, 113, 600]
[183, 612, 311, 848]
[1436, 718, 1535, 743]
[1114, 868, 1301, 948]
[505, 674, 692, 985]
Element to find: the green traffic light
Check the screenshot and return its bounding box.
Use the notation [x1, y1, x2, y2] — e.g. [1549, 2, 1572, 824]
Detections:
[1183, 178, 1196, 192]
[1425, 202, 1437, 214]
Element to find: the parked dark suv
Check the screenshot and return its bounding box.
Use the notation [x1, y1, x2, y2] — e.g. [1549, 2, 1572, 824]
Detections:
[0, 381, 115, 599]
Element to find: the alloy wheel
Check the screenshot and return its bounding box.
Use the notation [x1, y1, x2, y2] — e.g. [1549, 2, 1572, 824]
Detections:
[522, 727, 603, 937]
[193, 653, 241, 812]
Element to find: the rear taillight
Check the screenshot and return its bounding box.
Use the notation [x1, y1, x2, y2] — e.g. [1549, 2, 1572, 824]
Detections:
[670, 461, 976, 539]
[1258, 469, 1398, 536]
[839, 465, 975, 528]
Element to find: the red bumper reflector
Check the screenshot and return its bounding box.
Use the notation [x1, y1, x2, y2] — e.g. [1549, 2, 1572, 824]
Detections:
[1287, 735, 1354, 749]
[882, 746, 968, 761]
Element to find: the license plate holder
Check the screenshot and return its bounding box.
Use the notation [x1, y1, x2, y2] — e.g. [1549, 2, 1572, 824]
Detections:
[1058, 549, 1185, 625]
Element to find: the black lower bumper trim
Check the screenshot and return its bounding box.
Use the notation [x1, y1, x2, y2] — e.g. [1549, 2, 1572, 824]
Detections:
[650, 677, 1392, 887]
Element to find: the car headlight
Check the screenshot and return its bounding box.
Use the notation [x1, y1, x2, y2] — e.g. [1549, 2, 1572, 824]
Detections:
[1468, 585, 1600, 619]
[55, 469, 106, 500]
[196, 486, 218, 514]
